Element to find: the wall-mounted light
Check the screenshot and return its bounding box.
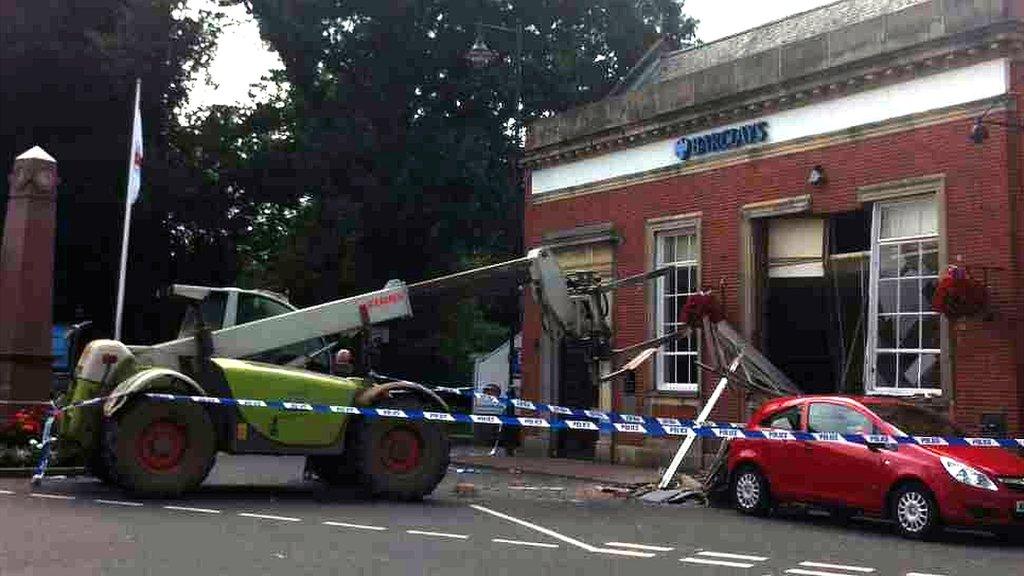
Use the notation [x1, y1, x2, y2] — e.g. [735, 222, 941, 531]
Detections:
[808, 165, 826, 186]
[968, 106, 1024, 144]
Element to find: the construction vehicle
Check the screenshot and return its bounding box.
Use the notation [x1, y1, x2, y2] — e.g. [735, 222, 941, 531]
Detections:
[56, 249, 574, 498]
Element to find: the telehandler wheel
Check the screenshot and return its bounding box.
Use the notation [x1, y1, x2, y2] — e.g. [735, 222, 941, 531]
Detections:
[351, 397, 450, 501]
[102, 399, 217, 497]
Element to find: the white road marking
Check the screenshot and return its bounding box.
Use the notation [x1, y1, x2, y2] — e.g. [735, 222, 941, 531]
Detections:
[681, 557, 756, 569]
[604, 542, 675, 552]
[906, 573, 948, 576]
[29, 493, 74, 500]
[405, 530, 469, 540]
[94, 499, 143, 507]
[0, 490, 15, 495]
[238, 512, 301, 522]
[163, 506, 221, 514]
[469, 504, 655, 558]
[492, 538, 560, 549]
[698, 551, 770, 562]
[799, 561, 876, 573]
[323, 521, 387, 531]
[787, 569, 869, 576]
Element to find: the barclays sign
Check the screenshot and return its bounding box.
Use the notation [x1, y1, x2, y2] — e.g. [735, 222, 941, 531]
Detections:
[674, 121, 769, 162]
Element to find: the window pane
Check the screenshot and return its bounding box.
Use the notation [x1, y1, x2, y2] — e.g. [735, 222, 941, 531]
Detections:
[676, 267, 688, 295]
[881, 198, 936, 239]
[688, 355, 699, 385]
[920, 241, 939, 275]
[663, 297, 677, 324]
[920, 354, 940, 388]
[898, 315, 920, 350]
[878, 280, 898, 314]
[877, 353, 897, 387]
[880, 245, 899, 278]
[921, 278, 937, 308]
[662, 354, 676, 383]
[877, 315, 896, 349]
[898, 353, 920, 387]
[899, 243, 920, 277]
[665, 267, 677, 295]
[660, 236, 675, 264]
[688, 266, 698, 294]
[899, 279, 921, 312]
[921, 315, 940, 350]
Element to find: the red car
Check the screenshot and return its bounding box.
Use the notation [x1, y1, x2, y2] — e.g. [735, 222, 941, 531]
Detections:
[726, 395, 1024, 539]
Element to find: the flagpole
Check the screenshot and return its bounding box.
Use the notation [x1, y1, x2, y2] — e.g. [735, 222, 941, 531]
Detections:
[114, 78, 141, 341]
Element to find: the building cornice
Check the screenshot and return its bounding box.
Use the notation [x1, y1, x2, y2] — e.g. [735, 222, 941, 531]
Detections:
[523, 21, 1023, 171]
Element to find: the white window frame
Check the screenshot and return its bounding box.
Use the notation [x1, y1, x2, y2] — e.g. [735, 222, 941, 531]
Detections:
[865, 195, 942, 396]
[653, 226, 701, 393]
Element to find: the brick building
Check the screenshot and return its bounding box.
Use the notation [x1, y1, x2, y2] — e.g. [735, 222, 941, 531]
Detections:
[520, 0, 1024, 467]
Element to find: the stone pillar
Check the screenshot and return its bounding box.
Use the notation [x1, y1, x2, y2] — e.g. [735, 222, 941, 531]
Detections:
[0, 146, 58, 412]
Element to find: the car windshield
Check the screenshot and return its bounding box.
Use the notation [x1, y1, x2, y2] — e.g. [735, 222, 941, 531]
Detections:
[869, 404, 963, 437]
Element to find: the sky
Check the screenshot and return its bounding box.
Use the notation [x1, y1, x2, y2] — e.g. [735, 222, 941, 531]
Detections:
[186, 0, 838, 109]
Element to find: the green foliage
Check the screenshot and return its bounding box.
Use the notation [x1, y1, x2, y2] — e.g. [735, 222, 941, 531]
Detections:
[438, 299, 511, 382]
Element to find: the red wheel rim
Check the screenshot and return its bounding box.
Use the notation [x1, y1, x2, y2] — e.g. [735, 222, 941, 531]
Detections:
[379, 427, 422, 474]
[135, 420, 187, 472]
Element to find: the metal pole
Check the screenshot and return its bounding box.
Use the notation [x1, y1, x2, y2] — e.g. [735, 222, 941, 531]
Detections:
[114, 79, 141, 341]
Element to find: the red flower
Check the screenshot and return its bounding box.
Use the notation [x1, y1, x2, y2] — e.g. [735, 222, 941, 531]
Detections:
[931, 266, 988, 319]
[680, 292, 724, 328]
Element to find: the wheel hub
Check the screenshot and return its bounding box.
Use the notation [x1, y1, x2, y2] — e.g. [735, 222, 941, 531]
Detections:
[897, 492, 929, 532]
[135, 420, 187, 472]
[380, 427, 422, 474]
[736, 472, 760, 509]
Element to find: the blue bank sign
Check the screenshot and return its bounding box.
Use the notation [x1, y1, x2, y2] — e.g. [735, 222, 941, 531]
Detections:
[674, 121, 769, 162]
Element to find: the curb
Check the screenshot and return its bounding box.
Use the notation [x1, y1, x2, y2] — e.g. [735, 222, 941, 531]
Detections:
[449, 457, 655, 487]
[0, 467, 86, 478]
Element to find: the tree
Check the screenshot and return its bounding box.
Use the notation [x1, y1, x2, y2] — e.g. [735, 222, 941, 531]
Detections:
[0, 0, 222, 341]
[230, 0, 696, 302]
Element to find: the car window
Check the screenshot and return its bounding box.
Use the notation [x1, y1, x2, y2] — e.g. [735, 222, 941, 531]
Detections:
[807, 403, 875, 435]
[178, 292, 227, 337]
[237, 294, 293, 325]
[238, 294, 329, 370]
[759, 406, 801, 431]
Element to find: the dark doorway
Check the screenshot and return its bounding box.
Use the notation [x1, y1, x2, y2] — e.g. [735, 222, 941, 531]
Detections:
[552, 338, 598, 459]
[766, 277, 836, 394]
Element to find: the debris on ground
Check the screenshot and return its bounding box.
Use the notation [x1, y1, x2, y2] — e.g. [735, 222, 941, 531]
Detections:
[453, 482, 478, 497]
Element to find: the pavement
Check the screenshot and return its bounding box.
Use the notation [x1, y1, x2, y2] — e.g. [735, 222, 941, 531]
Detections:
[450, 445, 668, 487]
[1, 454, 1021, 575]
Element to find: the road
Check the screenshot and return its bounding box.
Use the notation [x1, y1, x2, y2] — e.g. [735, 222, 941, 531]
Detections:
[1, 455, 1020, 575]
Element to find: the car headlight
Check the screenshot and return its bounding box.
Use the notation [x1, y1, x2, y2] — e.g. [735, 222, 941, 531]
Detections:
[940, 456, 998, 491]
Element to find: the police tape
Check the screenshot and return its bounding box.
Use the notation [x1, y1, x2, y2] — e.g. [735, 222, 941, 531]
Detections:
[84, 392, 1024, 449]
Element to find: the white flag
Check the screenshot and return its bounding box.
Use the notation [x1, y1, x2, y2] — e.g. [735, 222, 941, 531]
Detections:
[126, 79, 143, 204]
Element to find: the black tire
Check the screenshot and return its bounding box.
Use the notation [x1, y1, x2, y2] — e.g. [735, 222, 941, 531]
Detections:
[305, 455, 358, 486]
[351, 396, 450, 500]
[102, 399, 217, 497]
[890, 482, 940, 540]
[731, 465, 771, 516]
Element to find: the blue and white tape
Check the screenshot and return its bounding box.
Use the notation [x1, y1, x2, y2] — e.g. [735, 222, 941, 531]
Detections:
[48, 392, 1024, 449]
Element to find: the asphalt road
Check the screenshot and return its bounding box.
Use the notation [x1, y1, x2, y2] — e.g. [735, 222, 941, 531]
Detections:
[1, 455, 1021, 576]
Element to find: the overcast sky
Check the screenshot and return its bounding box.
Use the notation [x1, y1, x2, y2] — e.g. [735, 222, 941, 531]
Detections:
[187, 0, 837, 109]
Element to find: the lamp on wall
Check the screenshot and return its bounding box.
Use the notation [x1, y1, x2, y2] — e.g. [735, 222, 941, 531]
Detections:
[968, 106, 1024, 144]
[807, 165, 827, 186]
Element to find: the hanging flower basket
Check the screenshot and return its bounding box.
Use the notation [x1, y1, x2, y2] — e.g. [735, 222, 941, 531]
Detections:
[931, 265, 989, 320]
[681, 291, 723, 328]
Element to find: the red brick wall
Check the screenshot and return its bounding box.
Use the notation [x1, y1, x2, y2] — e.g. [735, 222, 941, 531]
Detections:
[523, 109, 1022, 436]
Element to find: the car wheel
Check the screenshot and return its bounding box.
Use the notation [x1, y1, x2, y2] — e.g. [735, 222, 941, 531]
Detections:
[103, 399, 217, 497]
[351, 396, 450, 501]
[891, 483, 939, 540]
[732, 465, 770, 516]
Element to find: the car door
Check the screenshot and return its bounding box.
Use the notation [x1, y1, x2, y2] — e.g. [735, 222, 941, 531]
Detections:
[803, 401, 885, 510]
[756, 405, 809, 500]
